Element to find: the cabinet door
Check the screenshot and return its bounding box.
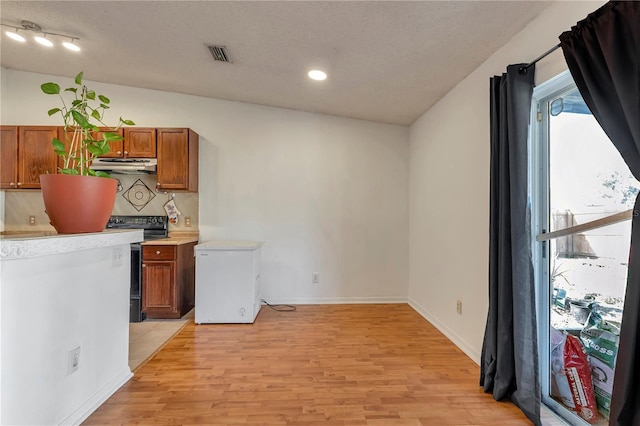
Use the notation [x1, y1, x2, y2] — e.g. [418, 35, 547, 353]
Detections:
[142, 261, 176, 315]
[18, 126, 58, 189]
[94, 127, 124, 158]
[157, 128, 198, 191]
[0, 126, 18, 189]
[123, 128, 156, 157]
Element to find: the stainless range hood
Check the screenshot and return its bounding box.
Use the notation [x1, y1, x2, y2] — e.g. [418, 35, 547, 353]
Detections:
[90, 158, 157, 174]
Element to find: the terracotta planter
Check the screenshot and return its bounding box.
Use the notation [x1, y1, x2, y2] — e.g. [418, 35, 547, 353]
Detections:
[40, 174, 117, 234]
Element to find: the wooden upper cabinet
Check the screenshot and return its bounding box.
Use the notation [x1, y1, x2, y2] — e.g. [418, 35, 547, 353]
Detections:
[157, 128, 198, 192]
[17, 126, 58, 189]
[123, 128, 156, 157]
[0, 126, 18, 189]
[3, 125, 199, 192]
[93, 127, 124, 158]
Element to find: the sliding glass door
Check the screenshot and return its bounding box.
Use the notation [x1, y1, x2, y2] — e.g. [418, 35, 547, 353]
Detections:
[531, 72, 637, 425]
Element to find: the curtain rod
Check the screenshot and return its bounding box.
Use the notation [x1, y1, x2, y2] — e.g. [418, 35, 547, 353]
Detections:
[519, 43, 561, 73]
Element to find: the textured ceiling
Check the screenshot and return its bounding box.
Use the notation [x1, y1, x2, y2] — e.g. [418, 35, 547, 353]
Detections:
[0, 1, 552, 126]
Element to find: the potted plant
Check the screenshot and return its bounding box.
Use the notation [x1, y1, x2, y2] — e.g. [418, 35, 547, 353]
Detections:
[40, 71, 134, 234]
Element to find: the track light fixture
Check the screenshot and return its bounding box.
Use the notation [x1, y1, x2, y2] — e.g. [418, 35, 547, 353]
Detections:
[62, 40, 80, 52]
[6, 29, 25, 42]
[1, 20, 81, 51]
[34, 34, 53, 47]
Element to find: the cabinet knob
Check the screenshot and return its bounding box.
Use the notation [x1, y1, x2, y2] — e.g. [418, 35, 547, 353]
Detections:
[9, 182, 15, 187]
[142, 264, 147, 268]
[117, 151, 122, 155]
[16, 182, 22, 187]
[156, 250, 161, 255]
[124, 151, 129, 155]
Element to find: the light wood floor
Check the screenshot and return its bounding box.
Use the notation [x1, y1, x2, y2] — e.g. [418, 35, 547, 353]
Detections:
[129, 310, 193, 371]
[85, 304, 532, 425]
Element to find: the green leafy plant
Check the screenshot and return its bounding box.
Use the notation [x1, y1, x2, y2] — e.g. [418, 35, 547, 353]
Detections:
[551, 256, 571, 287]
[41, 71, 134, 176]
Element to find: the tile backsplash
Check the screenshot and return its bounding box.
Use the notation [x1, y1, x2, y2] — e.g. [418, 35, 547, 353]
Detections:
[2, 174, 198, 232]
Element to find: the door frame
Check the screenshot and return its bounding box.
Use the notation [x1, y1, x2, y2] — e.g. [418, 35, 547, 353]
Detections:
[530, 70, 592, 425]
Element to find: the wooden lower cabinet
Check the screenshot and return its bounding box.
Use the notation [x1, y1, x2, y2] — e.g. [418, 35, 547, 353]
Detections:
[142, 242, 196, 319]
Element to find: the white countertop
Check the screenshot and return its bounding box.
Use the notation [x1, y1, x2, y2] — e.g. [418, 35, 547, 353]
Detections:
[0, 229, 143, 260]
[141, 236, 199, 246]
[195, 240, 263, 251]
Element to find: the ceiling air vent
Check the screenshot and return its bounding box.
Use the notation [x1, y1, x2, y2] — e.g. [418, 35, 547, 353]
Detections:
[206, 44, 231, 63]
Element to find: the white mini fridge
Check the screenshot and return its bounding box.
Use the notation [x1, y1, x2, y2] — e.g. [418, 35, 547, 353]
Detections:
[194, 240, 262, 324]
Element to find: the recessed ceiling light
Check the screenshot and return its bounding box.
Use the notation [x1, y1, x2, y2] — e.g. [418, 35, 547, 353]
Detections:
[34, 35, 53, 47]
[308, 70, 327, 81]
[6, 30, 26, 42]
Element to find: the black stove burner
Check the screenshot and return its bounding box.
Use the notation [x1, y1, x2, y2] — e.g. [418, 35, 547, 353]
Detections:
[107, 215, 168, 229]
[107, 215, 169, 241]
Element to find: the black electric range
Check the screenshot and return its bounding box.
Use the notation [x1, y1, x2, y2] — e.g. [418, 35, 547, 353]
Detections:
[106, 215, 169, 322]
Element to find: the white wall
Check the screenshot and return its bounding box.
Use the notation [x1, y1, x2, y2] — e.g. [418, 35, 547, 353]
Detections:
[1, 239, 134, 425]
[408, 1, 606, 363]
[2, 69, 409, 304]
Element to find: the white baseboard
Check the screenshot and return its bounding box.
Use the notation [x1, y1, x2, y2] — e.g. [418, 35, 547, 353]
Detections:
[260, 296, 408, 305]
[60, 367, 133, 426]
[408, 298, 481, 365]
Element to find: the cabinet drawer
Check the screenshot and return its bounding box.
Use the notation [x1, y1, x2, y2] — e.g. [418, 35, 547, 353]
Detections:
[143, 245, 176, 260]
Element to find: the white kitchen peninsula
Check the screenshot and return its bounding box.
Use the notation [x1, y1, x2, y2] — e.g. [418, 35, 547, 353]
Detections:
[0, 229, 142, 425]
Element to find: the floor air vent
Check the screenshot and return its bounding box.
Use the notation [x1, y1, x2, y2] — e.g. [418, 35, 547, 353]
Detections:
[207, 45, 231, 63]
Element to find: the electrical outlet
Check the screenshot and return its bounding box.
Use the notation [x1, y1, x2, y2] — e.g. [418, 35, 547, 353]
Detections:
[68, 346, 81, 375]
[111, 247, 123, 267]
[185, 217, 192, 227]
[28, 215, 36, 226]
[456, 300, 463, 315]
[312, 272, 320, 284]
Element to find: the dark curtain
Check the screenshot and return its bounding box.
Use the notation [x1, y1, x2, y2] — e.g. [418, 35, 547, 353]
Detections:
[559, 2, 640, 425]
[480, 64, 540, 425]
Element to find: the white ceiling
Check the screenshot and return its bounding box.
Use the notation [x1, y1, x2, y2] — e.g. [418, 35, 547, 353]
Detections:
[0, 1, 552, 126]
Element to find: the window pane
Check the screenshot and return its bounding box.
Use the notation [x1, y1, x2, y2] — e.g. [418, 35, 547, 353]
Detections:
[549, 88, 637, 233]
[544, 85, 636, 425]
